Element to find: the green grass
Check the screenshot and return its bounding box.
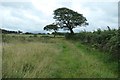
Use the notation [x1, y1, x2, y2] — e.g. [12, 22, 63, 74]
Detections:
[2, 34, 118, 78]
[49, 40, 118, 78]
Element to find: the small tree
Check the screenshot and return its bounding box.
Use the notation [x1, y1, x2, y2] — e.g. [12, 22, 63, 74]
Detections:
[44, 23, 59, 37]
[18, 30, 22, 34]
[53, 7, 88, 34]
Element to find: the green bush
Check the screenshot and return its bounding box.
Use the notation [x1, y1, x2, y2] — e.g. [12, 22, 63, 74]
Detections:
[66, 28, 119, 60]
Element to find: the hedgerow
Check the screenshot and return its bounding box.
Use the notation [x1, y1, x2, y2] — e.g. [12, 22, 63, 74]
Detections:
[65, 27, 119, 60]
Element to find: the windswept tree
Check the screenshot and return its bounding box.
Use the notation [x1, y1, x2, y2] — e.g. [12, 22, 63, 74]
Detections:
[53, 7, 88, 34]
[44, 23, 59, 37]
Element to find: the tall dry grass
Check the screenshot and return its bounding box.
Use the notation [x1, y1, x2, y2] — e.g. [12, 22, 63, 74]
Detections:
[2, 37, 61, 78]
[2, 34, 118, 78]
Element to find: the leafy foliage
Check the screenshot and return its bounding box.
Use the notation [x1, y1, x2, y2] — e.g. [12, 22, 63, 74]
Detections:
[44, 23, 59, 37]
[65, 27, 119, 61]
[44, 24, 58, 31]
[53, 7, 88, 34]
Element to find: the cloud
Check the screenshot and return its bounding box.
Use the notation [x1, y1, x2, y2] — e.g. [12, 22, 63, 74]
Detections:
[31, 0, 56, 16]
[1, 2, 49, 32]
[71, 2, 118, 31]
[0, 0, 118, 33]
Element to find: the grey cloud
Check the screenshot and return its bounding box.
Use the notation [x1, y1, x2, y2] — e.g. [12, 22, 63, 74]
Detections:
[82, 2, 118, 19]
[1, 1, 118, 32]
[82, 2, 118, 30]
[1, 2, 47, 32]
[1, 2, 33, 9]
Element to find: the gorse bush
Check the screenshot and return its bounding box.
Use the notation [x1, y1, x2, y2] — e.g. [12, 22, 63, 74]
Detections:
[65, 28, 119, 60]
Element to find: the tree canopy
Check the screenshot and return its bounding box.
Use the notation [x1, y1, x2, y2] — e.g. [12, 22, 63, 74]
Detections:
[43, 23, 59, 37]
[53, 7, 88, 34]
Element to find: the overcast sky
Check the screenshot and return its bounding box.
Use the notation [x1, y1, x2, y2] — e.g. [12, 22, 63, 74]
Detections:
[0, 0, 119, 33]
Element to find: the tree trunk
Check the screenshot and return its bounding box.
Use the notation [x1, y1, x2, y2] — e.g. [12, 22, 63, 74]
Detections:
[54, 34, 55, 38]
[54, 30, 56, 38]
[69, 28, 74, 34]
[67, 22, 74, 34]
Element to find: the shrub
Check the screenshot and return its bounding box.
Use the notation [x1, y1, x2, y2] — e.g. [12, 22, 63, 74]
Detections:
[67, 28, 119, 60]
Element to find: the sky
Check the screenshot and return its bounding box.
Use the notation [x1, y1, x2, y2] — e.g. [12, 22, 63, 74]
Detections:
[0, 0, 119, 33]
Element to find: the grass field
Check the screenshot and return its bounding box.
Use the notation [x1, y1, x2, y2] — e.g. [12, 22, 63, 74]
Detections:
[2, 34, 118, 78]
